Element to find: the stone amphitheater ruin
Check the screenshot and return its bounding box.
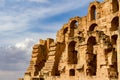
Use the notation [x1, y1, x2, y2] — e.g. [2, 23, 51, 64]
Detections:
[19, 0, 120, 80]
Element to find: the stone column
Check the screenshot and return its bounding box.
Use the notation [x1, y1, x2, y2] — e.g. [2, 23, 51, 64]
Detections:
[63, 41, 68, 65]
[117, 14, 120, 80]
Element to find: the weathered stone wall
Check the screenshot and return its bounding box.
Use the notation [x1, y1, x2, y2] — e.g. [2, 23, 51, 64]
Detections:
[20, 0, 120, 80]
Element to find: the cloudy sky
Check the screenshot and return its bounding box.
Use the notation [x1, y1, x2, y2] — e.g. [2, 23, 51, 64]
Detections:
[0, 0, 103, 80]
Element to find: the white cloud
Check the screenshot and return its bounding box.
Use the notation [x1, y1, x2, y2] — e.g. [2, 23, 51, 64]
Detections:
[0, 33, 56, 80]
[0, 38, 36, 80]
[15, 38, 35, 50]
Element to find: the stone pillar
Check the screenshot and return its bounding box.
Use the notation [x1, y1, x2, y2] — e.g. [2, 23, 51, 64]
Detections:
[117, 13, 120, 79]
[117, 31, 120, 80]
[66, 42, 69, 64]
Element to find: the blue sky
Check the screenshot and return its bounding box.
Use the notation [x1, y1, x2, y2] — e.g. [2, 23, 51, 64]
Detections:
[0, 0, 103, 80]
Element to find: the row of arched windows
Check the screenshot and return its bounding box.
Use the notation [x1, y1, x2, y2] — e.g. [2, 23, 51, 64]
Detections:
[61, 0, 119, 78]
[66, 15, 119, 76]
[63, 16, 119, 38]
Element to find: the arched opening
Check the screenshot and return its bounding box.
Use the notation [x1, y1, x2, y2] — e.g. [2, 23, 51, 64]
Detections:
[112, 0, 119, 13]
[86, 36, 97, 76]
[89, 23, 97, 31]
[90, 5, 97, 20]
[63, 27, 68, 41]
[69, 20, 78, 37]
[68, 41, 77, 64]
[110, 16, 119, 31]
[107, 35, 118, 78]
[63, 27, 68, 34]
[111, 35, 118, 45]
[87, 36, 97, 53]
[69, 69, 75, 76]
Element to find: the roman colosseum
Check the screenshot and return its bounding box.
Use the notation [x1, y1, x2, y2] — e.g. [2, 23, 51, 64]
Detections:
[19, 0, 120, 80]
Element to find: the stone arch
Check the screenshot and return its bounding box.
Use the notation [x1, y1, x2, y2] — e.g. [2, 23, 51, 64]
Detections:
[86, 36, 97, 76]
[68, 16, 81, 37]
[87, 36, 97, 53]
[90, 5, 97, 20]
[68, 41, 77, 64]
[110, 16, 119, 31]
[70, 20, 78, 28]
[88, 1, 100, 21]
[112, 0, 119, 13]
[89, 23, 98, 31]
[69, 16, 80, 28]
[70, 20, 78, 37]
